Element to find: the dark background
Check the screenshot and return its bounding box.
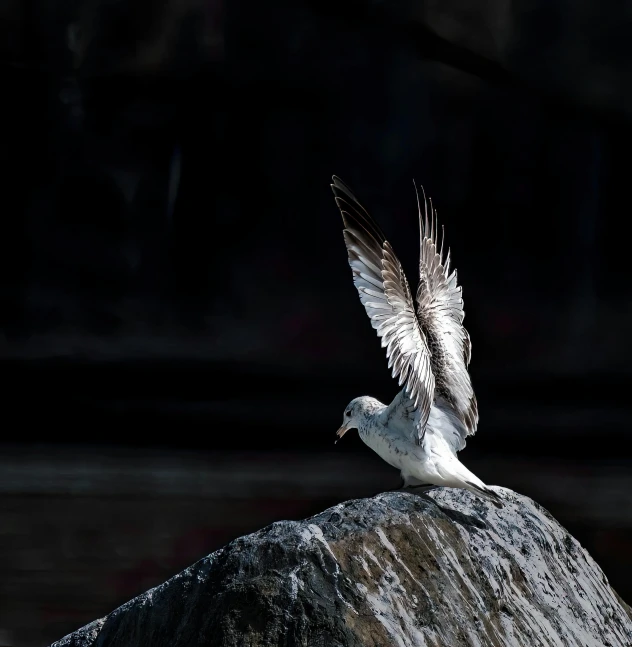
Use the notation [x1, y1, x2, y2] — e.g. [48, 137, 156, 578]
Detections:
[2, 0, 632, 645]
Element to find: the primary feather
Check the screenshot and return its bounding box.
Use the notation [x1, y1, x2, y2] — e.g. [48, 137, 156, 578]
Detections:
[415, 185, 478, 438]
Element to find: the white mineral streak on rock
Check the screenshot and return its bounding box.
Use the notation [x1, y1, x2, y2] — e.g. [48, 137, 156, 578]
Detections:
[287, 567, 302, 601]
[410, 520, 503, 646]
[298, 521, 357, 613]
[428, 487, 632, 646]
[356, 577, 425, 647]
[361, 527, 499, 647]
[375, 527, 423, 587]
[357, 553, 373, 578]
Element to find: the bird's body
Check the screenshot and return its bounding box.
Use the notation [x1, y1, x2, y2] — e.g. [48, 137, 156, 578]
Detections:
[348, 395, 499, 503]
[331, 176, 502, 506]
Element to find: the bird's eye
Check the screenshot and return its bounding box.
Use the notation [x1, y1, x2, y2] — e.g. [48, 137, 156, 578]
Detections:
[345, 410, 351, 417]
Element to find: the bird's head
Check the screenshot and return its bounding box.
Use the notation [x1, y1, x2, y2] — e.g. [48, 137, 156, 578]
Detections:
[335, 396, 381, 443]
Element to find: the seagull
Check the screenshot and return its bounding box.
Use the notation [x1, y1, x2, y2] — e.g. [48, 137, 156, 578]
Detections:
[331, 175, 502, 506]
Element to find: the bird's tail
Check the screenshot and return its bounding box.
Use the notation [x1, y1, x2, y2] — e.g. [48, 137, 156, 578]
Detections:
[463, 480, 504, 509]
[439, 457, 504, 508]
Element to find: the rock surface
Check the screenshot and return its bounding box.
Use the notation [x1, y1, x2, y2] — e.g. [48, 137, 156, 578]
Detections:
[51, 488, 632, 647]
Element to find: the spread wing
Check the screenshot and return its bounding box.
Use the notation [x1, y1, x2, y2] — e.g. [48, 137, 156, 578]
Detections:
[331, 175, 435, 441]
[415, 186, 478, 438]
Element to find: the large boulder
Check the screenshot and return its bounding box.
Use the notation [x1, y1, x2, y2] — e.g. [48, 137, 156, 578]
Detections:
[51, 488, 632, 647]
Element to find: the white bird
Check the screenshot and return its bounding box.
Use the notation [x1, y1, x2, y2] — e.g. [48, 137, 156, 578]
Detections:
[331, 175, 502, 507]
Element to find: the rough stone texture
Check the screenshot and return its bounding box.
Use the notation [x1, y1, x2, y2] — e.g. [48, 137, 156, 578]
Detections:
[51, 488, 632, 647]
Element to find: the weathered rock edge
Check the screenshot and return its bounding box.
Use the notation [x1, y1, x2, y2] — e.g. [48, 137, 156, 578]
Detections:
[51, 488, 632, 647]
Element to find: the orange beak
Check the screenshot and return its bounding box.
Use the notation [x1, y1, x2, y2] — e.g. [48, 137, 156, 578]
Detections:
[335, 424, 349, 444]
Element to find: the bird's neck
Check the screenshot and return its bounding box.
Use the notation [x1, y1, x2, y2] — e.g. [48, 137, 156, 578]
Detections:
[357, 402, 386, 439]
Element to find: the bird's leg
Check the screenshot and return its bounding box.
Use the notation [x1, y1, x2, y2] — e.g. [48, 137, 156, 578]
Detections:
[408, 481, 435, 491]
[401, 474, 434, 494]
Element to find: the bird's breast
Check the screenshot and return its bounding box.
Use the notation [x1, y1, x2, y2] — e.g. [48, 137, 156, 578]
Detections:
[359, 423, 416, 471]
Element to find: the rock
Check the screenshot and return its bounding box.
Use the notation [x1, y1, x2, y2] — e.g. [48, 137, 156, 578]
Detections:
[51, 488, 632, 647]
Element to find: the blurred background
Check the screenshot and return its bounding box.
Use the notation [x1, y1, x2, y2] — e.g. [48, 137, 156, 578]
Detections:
[2, 0, 632, 644]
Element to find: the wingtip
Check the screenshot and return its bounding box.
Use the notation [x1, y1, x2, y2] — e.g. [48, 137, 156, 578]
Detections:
[331, 175, 347, 191]
[331, 175, 347, 197]
[412, 178, 427, 199]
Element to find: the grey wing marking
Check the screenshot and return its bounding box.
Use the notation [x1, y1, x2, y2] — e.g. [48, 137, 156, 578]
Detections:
[415, 185, 478, 440]
[384, 390, 470, 452]
[331, 176, 435, 441]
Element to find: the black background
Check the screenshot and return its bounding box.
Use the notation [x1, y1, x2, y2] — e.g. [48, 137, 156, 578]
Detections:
[2, 1, 632, 645]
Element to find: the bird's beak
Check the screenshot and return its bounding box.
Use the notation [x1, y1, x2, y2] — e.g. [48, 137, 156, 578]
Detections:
[335, 424, 349, 444]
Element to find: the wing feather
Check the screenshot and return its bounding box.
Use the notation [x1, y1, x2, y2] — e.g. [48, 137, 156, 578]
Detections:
[332, 176, 435, 442]
[415, 184, 478, 439]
